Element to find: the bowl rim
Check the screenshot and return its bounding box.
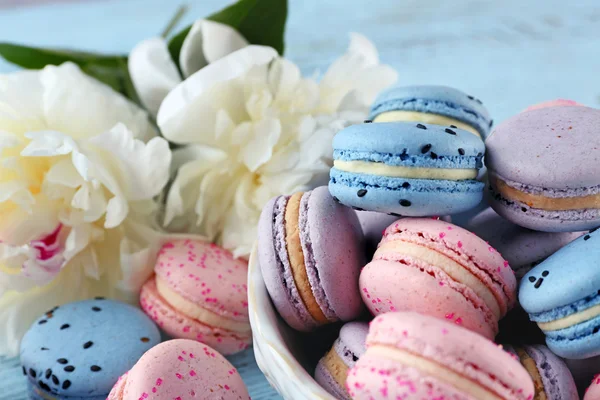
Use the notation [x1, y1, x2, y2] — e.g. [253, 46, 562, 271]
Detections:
[248, 243, 336, 400]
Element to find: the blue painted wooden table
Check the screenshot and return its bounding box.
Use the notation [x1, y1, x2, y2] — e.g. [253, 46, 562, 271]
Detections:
[1, 0, 600, 398]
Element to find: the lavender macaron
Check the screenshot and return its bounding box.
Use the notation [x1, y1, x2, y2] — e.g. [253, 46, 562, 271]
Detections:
[486, 106, 600, 232]
[315, 322, 369, 400]
[506, 344, 578, 400]
[258, 186, 365, 331]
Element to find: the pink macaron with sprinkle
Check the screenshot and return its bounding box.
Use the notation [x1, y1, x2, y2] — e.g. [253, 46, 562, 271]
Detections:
[107, 339, 249, 400]
[140, 239, 251, 355]
[359, 218, 517, 339]
[347, 312, 534, 400]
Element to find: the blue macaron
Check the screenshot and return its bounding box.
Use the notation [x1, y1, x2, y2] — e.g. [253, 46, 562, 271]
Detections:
[329, 121, 485, 217]
[20, 298, 160, 400]
[369, 85, 493, 138]
[520, 228, 600, 359]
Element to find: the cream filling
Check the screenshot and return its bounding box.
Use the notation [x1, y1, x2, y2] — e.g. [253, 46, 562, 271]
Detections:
[537, 303, 600, 332]
[156, 277, 251, 333]
[322, 347, 350, 391]
[375, 241, 501, 318]
[369, 346, 502, 400]
[372, 110, 480, 137]
[516, 347, 547, 400]
[333, 160, 477, 180]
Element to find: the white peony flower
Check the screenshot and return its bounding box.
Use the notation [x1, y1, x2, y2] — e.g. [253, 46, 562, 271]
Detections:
[0, 62, 172, 356]
[128, 19, 248, 117]
[159, 34, 398, 258]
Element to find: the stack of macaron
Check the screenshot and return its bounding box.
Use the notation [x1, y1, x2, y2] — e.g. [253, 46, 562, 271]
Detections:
[256, 86, 600, 399]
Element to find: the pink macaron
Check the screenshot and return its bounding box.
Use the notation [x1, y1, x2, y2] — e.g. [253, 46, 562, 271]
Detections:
[107, 339, 249, 400]
[360, 218, 517, 339]
[347, 312, 534, 400]
[140, 239, 251, 355]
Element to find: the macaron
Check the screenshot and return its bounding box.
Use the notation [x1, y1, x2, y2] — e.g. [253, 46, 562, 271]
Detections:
[257, 186, 365, 331]
[329, 121, 485, 216]
[505, 344, 578, 400]
[368, 84, 493, 138]
[347, 312, 534, 400]
[315, 321, 369, 400]
[360, 218, 516, 339]
[20, 299, 160, 400]
[107, 339, 249, 400]
[464, 207, 582, 279]
[520, 227, 600, 359]
[486, 105, 600, 232]
[140, 239, 251, 355]
[585, 375, 600, 400]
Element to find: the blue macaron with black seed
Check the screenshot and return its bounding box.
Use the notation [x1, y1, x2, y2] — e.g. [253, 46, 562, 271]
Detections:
[369, 85, 493, 139]
[520, 227, 600, 359]
[329, 121, 485, 217]
[20, 298, 160, 400]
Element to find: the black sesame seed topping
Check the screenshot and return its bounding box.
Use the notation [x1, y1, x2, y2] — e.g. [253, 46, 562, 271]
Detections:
[388, 213, 402, 217]
[591, 227, 599, 233]
[141, 337, 150, 343]
[38, 320, 47, 325]
[83, 341, 93, 349]
[402, 182, 410, 189]
[41, 347, 49, 351]
[62, 380, 71, 390]
[542, 271, 549, 277]
[22, 367, 27, 376]
[91, 306, 101, 312]
[489, 119, 494, 128]
[90, 365, 102, 372]
[29, 368, 36, 378]
[528, 276, 536, 283]
[45, 369, 51, 379]
[585, 235, 591, 241]
[477, 152, 483, 157]
[430, 152, 438, 159]
[352, 354, 359, 362]
[57, 358, 68, 365]
[399, 199, 412, 207]
[534, 278, 544, 289]
[60, 324, 70, 330]
[39, 380, 51, 392]
[445, 128, 456, 135]
[94, 296, 105, 300]
[421, 144, 432, 154]
[416, 123, 427, 130]
[594, 326, 600, 334]
[364, 119, 372, 123]
[52, 375, 59, 385]
[357, 189, 367, 197]
[64, 366, 75, 372]
[450, 125, 457, 128]
[467, 95, 475, 100]
[521, 207, 527, 212]
[458, 148, 465, 156]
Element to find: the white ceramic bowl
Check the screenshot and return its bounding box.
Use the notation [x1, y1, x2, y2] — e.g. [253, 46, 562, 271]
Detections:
[248, 245, 336, 400]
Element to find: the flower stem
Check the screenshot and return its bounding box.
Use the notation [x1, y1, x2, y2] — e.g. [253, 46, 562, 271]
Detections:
[161, 4, 189, 39]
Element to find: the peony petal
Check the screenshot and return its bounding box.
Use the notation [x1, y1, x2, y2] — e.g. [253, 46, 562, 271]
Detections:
[157, 46, 277, 145]
[0, 70, 46, 135]
[128, 38, 182, 117]
[180, 19, 249, 78]
[21, 130, 78, 157]
[240, 119, 281, 172]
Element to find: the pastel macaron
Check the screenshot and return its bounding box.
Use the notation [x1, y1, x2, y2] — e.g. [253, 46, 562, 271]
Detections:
[360, 218, 517, 339]
[258, 186, 365, 331]
[520, 227, 600, 359]
[107, 339, 249, 400]
[369, 84, 493, 138]
[505, 344, 578, 400]
[20, 299, 160, 400]
[315, 322, 369, 399]
[585, 375, 600, 400]
[329, 121, 485, 217]
[140, 239, 251, 355]
[347, 312, 534, 400]
[486, 105, 600, 232]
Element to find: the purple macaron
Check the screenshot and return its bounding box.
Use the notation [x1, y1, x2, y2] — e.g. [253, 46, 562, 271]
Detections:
[258, 186, 365, 331]
[506, 344, 578, 400]
[486, 105, 600, 232]
[315, 322, 369, 399]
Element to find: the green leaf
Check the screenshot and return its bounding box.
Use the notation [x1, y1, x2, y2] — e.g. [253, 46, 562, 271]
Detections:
[0, 43, 143, 107]
[168, 0, 287, 65]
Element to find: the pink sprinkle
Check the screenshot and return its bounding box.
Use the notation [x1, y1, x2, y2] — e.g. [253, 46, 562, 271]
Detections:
[497, 267, 501, 272]
[178, 356, 184, 361]
[156, 378, 163, 386]
[176, 373, 183, 379]
[224, 385, 230, 390]
[183, 326, 190, 333]
[190, 353, 194, 358]
[455, 317, 463, 325]
[152, 387, 156, 393]
[445, 313, 454, 320]
[189, 370, 196, 377]
[503, 260, 509, 268]
[175, 397, 182, 400]
[442, 328, 449, 335]
[457, 241, 463, 248]
[439, 232, 446, 238]
[439, 281, 444, 286]
[447, 226, 453, 230]
[142, 393, 148, 399]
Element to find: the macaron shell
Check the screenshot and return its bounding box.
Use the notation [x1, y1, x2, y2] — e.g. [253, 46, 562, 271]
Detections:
[485, 106, 600, 189]
[524, 345, 578, 400]
[306, 186, 365, 321]
[140, 279, 252, 355]
[119, 339, 249, 400]
[314, 361, 351, 400]
[337, 321, 369, 367]
[585, 376, 600, 400]
[361, 312, 534, 399]
[524, 99, 583, 112]
[360, 259, 496, 339]
[154, 239, 249, 325]
[20, 299, 160, 399]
